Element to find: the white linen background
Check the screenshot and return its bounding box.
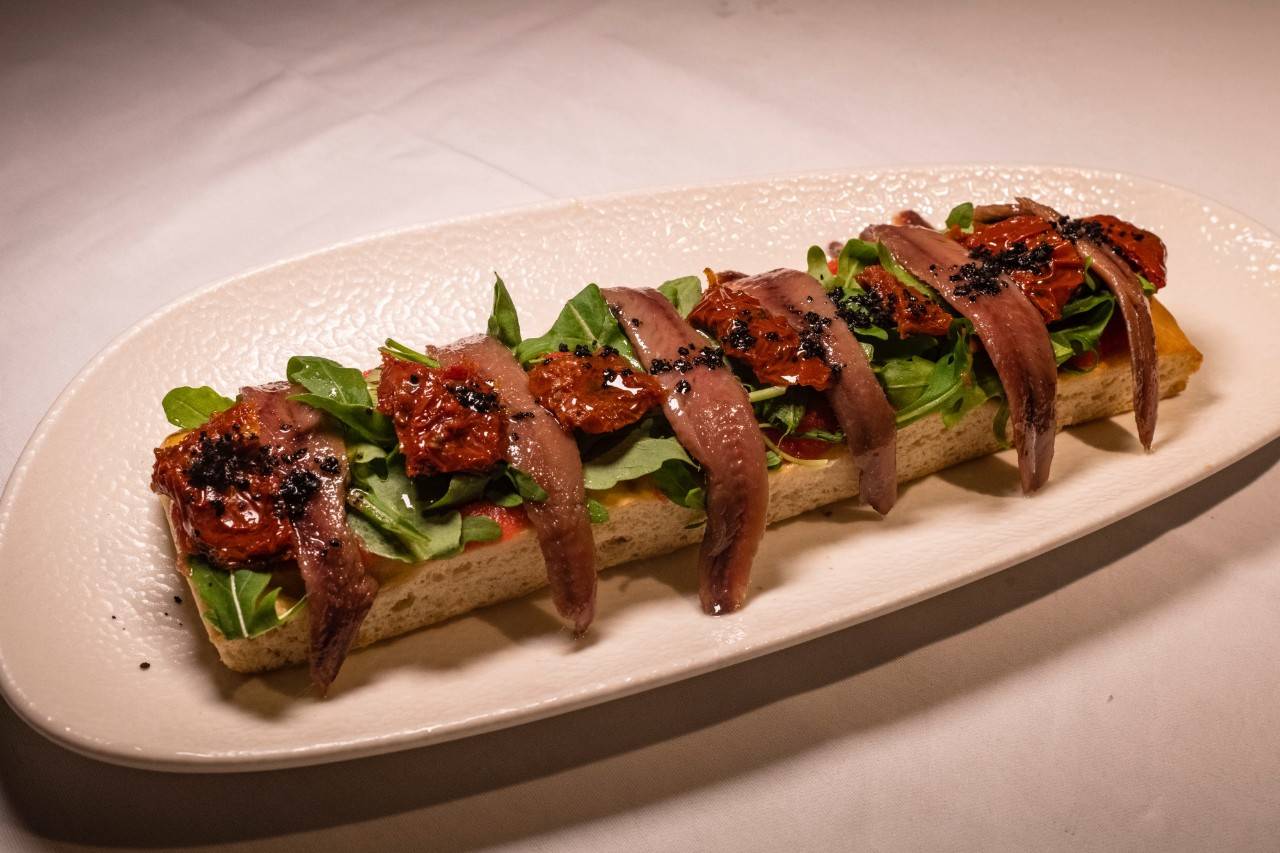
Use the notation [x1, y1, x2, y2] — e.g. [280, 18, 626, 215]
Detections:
[2, 1, 1278, 850]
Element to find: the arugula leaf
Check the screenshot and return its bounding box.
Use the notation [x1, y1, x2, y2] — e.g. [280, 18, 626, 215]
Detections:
[189, 556, 304, 640]
[754, 391, 806, 435]
[380, 338, 439, 368]
[945, 202, 975, 233]
[834, 238, 880, 286]
[806, 245, 839, 289]
[461, 515, 502, 544]
[764, 450, 783, 470]
[879, 322, 997, 428]
[287, 355, 396, 445]
[346, 511, 409, 561]
[658, 276, 703, 317]
[507, 467, 548, 502]
[586, 498, 610, 524]
[878, 356, 937, 410]
[651, 458, 706, 509]
[162, 386, 235, 430]
[1047, 291, 1116, 367]
[424, 473, 491, 510]
[581, 426, 695, 491]
[486, 274, 522, 348]
[513, 283, 637, 365]
[345, 444, 469, 561]
[1138, 274, 1157, 296]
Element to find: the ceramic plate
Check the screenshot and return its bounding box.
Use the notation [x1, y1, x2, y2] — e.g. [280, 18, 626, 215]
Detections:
[1, 166, 1276, 772]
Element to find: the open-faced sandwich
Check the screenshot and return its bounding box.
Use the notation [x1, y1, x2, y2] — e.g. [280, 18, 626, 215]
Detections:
[151, 198, 1202, 692]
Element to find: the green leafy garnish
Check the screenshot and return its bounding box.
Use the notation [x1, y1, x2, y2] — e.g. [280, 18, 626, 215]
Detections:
[945, 202, 975, 233]
[806, 245, 839, 289]
[1047, 290, 1116, 367]
[514, 283, 637, 365]
[1138, 274, 1157, 296]
[507, 466, 548, 502]
[424, 473, 490, 511]
[581, 426, 696, 492]
[657, 275, 703, 317]
[754, 391, 805, 436]
[651, 458, 706, 509]
[343, 445, 545, 561]
[286, 355, 396, 445]
[461, 515, 503, 544]
[486, 274, 522, 349]
[189, 556, 304, 640]
[345, 444, 467, 561]
[835, 238, 880, 285]
[586, 498, 610, 524]
[876, 321, 1001, 429]
[161, 386, 235, 430]
[379, 338, 439, 368]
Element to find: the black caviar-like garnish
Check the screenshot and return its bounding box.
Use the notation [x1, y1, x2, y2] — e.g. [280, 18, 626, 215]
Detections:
[649, 358, 673, 374]
[318, 455, 340, 474]
[278, 469, 321, 520]
[557, 343, 570, 353]
[675, 379, 691, 394]
[1057, 215, 1106, 243]
[185, 429, 272, 492]
[692, 346, 725, 369]
[724, 318, 756, 351]
[600, 345, 618, 357]
[573, 344, 592, 358]
[829, 287, 892, 332]
[449, 383, 500, 413]
[673, 358, 693, 373]
[629, 317, 641, 327]
[511, 410, 534, 421]
[601, 368, 618, 386]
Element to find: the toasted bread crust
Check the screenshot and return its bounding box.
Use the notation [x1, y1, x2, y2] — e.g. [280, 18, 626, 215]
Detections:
[171, 298, 1202, 674]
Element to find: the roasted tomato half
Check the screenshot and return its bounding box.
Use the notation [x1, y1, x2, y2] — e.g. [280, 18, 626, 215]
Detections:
[377, 353, 506, 477]
[956, 214, 1085, 322]
[688, 285, 833, 389]
[527, 347, 663, 433]
[854, 265, 952, 337]
[151, 402, 295, 565]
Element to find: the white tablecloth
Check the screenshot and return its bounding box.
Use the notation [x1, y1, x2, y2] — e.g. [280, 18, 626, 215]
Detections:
[3, 2, 1278, 850]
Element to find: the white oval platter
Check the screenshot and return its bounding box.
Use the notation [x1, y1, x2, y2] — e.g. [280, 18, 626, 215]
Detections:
[0, 166, 1276, 772]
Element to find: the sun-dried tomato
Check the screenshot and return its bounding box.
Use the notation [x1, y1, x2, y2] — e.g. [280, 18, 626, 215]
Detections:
[854, 265, 952, 337]
[151, 402, 295, 565]
[1082, 214, 1167, 289]
[376, 353, 506, 477]
[956, 214, 1085, 322]
[688, 285, 833, 389]
[527, 348, 662, 433]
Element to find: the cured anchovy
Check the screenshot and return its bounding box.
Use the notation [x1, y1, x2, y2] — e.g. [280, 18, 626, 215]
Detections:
[893, 210, 935, 229]
[240, 383, 378, 693]
[1016, 197, 1159, 449]
[604, 287, 768, 614]
[863, 225, 1058, 493]
[437, 335, 598, 633]
[733, 268, 898, 513]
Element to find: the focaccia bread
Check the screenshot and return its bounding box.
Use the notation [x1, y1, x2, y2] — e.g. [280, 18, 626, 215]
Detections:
[175, 298, 1200, 674]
